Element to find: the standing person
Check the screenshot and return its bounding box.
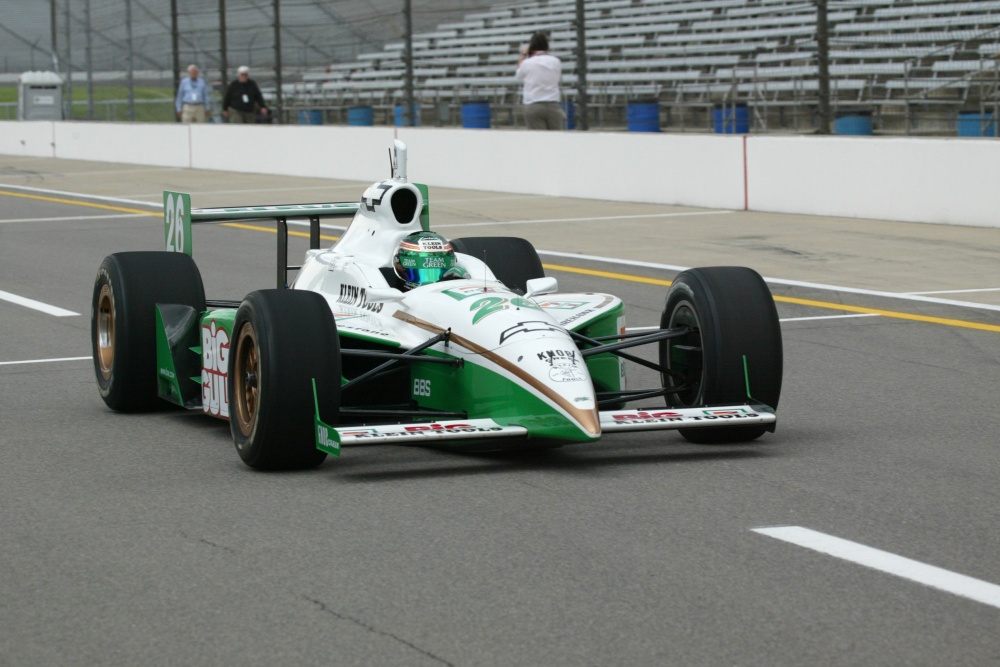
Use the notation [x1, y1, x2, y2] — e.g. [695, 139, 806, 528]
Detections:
[175, 64, 211, 123]
[515, 32, 563, 130]
[223, 65, 268, 124]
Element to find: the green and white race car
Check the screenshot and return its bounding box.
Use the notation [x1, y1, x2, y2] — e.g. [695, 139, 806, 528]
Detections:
[91, 141, 783, 470]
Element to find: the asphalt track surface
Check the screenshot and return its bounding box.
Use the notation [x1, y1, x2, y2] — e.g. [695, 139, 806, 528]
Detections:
[2, 155, 999, 666]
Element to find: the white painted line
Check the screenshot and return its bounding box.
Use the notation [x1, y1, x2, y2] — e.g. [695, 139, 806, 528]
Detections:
[0, 213, 149, 225]
[780, 313, 881, 322]
[0, 290, 79, 317]
[117, 183, 368, 198]
[0, 355, 91, 366]
[286, 219, 348, 232]
[0, 183, 162, 209]
[624, 313, 880, 332]
[907, 287, 1000, 295]
[753, 526, 1000, 610]
[537, 250, 1000, 314]
[436, 210, 729, 229]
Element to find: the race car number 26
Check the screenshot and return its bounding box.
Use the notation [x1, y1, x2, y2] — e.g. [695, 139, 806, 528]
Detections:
[163, 191, 191, 255]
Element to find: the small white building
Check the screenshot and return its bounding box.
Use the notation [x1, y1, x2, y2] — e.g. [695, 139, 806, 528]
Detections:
[19, 71, 64, 121]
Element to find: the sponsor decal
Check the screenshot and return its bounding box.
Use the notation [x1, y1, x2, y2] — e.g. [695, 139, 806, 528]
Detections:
[559, 308, 597, 327]
[201, 321, 230, 418]
[317, 424, 340, 454]
[343, 423, 504, 439]
[338, 284, 384, 313]
[413, 378, 432, 397]
[610, 409, 759, 424]
[361, 181, 393, 212]
[538, 300, 589, 310]
[469, 296, 541, 324]
[442, 285, 505, 301]
[537, 349, 586, 383]
[332, 310, 364, 321]
[159, 367, 176, 380]
[498, 320, 562, 345]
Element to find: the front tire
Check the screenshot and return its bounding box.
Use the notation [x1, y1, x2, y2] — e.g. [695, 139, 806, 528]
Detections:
[91, 252, 206, 412]
[659, 267, 782, 444]
[229, 289, 341, 470]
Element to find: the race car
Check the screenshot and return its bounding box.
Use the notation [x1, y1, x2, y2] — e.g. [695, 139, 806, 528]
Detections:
[91, 141, 783, 470]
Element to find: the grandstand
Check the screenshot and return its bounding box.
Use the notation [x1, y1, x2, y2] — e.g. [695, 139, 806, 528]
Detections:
[284, 0, 1000, 135]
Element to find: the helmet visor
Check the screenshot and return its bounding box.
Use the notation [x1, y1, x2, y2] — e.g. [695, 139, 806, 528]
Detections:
[396, 250, 458, 286]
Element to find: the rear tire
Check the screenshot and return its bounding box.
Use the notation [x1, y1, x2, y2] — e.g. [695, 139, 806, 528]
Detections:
[659, 267, 782, 444]
[229, 289, 341, 470]
[450, 236, 544, 294]
[91, 252, 206, 412]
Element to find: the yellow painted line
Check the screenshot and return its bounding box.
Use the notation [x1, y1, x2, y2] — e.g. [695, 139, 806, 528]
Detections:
[544, 263, 1000, 334]
[0, 189, 158, 216]
[775, 295, 1000, 333]
[221, 221, 340, 242]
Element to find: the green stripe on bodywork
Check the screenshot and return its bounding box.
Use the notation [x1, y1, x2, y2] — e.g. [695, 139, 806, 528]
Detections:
[576, 301, 625, 405]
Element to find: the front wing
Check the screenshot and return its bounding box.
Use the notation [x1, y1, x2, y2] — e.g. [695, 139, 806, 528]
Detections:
[313, 401, 775, 456]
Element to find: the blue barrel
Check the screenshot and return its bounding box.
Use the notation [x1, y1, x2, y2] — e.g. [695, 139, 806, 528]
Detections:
[347, 106, 374, 126]
[713, 104, 749, 134]
[562, 101, 575, 130]
[298, 110, 323, 125]
[461, 101, 490, 129]
[957, 112, 997, 137]
[394, 104, 421, 127]
[626, 100, 660, 132]
[834, 110, 873, 135]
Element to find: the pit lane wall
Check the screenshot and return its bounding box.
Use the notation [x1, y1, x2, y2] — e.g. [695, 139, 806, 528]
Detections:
[2, 120, 999, 228]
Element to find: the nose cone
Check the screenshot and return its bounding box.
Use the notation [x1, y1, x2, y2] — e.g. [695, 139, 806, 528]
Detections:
[492, 338, 601, 440]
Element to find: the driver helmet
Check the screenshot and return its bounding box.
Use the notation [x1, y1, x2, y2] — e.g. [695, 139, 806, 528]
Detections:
[393, 231, 467, 289]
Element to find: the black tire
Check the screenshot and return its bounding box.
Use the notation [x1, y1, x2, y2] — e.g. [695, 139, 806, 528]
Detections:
[229, 289, 341, 470]
[659, 267, 782, 444]
[92, 252, 206, 412]
[450, 236, 545, 294]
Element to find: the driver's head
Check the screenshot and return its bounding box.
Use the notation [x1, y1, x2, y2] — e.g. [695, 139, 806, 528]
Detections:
[393, 232, 465, 289]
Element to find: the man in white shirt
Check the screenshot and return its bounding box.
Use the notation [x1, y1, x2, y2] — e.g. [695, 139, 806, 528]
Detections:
[515, 32, 564, 130]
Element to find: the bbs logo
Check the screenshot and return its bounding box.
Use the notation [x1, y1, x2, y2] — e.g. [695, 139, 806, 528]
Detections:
[413, 378, 432, 397]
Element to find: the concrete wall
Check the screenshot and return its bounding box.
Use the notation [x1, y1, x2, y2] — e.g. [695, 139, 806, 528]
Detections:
[2, 120, 999, 228]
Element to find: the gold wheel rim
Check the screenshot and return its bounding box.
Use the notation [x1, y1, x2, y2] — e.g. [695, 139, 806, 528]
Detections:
[96, 284, 115, 381]
[233, 322, 260, 438]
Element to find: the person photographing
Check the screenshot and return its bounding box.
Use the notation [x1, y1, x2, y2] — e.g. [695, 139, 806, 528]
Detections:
[515, 32, 564, 130]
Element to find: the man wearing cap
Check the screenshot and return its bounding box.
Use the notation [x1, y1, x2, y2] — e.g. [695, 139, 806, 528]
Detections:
[176, 64, 211, 123]
[223, 66, 268, 124]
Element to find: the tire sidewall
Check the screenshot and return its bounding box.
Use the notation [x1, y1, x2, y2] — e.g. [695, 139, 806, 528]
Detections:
[229, 290, 340, 470]
[90, 252, 206, 412]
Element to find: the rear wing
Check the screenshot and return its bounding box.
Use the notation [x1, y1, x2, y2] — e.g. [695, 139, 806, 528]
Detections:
[162, 184, 430, 288]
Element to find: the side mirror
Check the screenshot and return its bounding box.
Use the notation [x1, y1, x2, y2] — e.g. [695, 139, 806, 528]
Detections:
[524, 277, 558, 299]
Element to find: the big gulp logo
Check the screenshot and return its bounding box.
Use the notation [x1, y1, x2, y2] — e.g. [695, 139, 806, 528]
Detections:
[202, 321, 230, 418]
